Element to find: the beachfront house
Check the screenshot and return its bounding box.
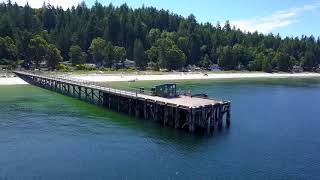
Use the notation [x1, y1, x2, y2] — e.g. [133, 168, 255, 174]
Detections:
[292, 65, 304, 73]
[123, 59, 136, 68]
[209, 64, 221, 71]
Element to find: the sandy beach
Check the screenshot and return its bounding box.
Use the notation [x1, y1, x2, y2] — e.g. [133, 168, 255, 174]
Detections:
[1, 72, 320, 85]
[70, 72, 320, 82]
[0, 77, 28, 85]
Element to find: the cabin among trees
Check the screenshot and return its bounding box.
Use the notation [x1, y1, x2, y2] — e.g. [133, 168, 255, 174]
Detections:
[0, 1, 320, 72]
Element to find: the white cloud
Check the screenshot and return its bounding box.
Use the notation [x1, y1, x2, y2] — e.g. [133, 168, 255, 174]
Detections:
[0, 0, 82, 9]
[231, 3, 320, 34]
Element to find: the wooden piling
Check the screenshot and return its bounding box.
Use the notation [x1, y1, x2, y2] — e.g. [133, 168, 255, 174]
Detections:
[14, 71, 231, 135]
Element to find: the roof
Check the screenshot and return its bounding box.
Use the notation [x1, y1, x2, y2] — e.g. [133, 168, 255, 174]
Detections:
[154, 83, 177, 87]
[124, 59, 135, 63]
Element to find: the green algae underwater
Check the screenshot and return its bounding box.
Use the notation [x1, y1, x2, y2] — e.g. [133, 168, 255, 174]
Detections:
[1, 77, 320, 179]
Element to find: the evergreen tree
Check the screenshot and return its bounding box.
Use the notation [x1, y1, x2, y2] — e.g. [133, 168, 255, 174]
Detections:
[114, 46, 126, 63]
[89, 37, 106, 65]
[47, 44, 63, 69]
[69, 45, 87, 65]
[103, 42, 115, 67]
[0, 36, 17, 61]
[261, 57, 272, 73]
[28, 35, 49, 68]
[133, 39, 145, 69]
[0, 1, 319, 71]
[302, 50, 316, 71]
[276, 52, 292, 72]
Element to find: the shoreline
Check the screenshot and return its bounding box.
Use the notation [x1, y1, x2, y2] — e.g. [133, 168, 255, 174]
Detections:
[0, 77, 28, 85]
[71, 72, 320, 82]
[1, 72, 320, 85]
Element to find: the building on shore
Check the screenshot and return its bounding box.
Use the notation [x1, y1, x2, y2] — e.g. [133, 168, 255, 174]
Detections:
[123, 59, 136, 68]
[209, 64, 221, 71]
[292, 65, 304, 73]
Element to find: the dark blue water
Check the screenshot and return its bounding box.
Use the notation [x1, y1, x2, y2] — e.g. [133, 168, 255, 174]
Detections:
[1, 78, 320, 179]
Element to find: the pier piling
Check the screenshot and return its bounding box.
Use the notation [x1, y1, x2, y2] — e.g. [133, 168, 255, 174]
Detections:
[14, 71, 231, 134]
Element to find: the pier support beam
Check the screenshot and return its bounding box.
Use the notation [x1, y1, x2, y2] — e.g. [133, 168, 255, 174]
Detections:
[189, 108, 195, 133]
[218, 104, 223, 130]
[175, 106, 180, 128]
[14, 71, 232, 135]
[226, 104, 231, 127]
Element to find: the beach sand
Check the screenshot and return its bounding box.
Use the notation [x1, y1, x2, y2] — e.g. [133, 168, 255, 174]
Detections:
[0, 77, 28, 85]
[70, 72, 320, 82]
[1, 72, 320, 85]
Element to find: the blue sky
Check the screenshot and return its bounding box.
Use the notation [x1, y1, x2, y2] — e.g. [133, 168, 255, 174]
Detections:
[3, 0, 320, 37]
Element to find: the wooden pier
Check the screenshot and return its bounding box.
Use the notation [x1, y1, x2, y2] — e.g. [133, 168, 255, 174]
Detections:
[14, 71, 231, 134]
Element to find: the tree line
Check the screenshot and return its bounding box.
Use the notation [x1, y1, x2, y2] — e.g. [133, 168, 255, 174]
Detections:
[1, 1, 320, 72]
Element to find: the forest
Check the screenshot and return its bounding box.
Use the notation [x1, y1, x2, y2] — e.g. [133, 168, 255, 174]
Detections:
[0, 1, 320, 72]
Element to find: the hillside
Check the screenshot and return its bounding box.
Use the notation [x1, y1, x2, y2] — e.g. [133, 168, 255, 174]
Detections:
[0, 1, 320, 72]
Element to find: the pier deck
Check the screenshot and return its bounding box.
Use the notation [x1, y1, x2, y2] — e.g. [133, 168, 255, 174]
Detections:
[14, 71, 231, 134]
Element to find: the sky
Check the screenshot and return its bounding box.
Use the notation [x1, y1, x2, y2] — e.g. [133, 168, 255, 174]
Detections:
[1, 0, 320, 37]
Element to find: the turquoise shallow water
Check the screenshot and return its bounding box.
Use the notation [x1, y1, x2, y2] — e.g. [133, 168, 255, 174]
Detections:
[1, 78, 320, 179]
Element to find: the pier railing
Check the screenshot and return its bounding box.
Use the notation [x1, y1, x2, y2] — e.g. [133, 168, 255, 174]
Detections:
[16, 70, 141, 97]
[15, 70, 223, 101]
[14, 70, 232, 134]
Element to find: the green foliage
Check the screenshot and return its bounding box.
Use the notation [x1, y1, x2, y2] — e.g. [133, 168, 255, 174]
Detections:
[88, 38, 125, 67]
[27, 34, 62, 69]
[261, 57, 272, 73]
[165, 45, 186, 70]
[302, 50, 316, 71]
[75, 64, 86, 70]
[275, 52, 292, 72]
[0, 59, 10, 65]
[133, 39, 145, 69]
[148, 28, 161, 45]
[69, 45, 87, 65]
[145, 46, 159, 63]
[75, 64, 96, 71]
[57, 64, 71, 72]
[0, 1, 319, 71]
[47, 44, 63, 69]
[0, 36, 17, 60]
[200, 54, 211, 68]
[217, 46, 237, 70]
[89, 37, 106, 65]
[114, 46, 126, 62]
[156, 38, 186, 70]
[145, 36, 187, 70]
[0, 15, 13, 37]
[28, 35, 49, 67]
[103, 42, 115, 67]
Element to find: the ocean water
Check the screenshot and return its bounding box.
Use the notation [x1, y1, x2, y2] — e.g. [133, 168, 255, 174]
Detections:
[1, 78, 320, 180]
